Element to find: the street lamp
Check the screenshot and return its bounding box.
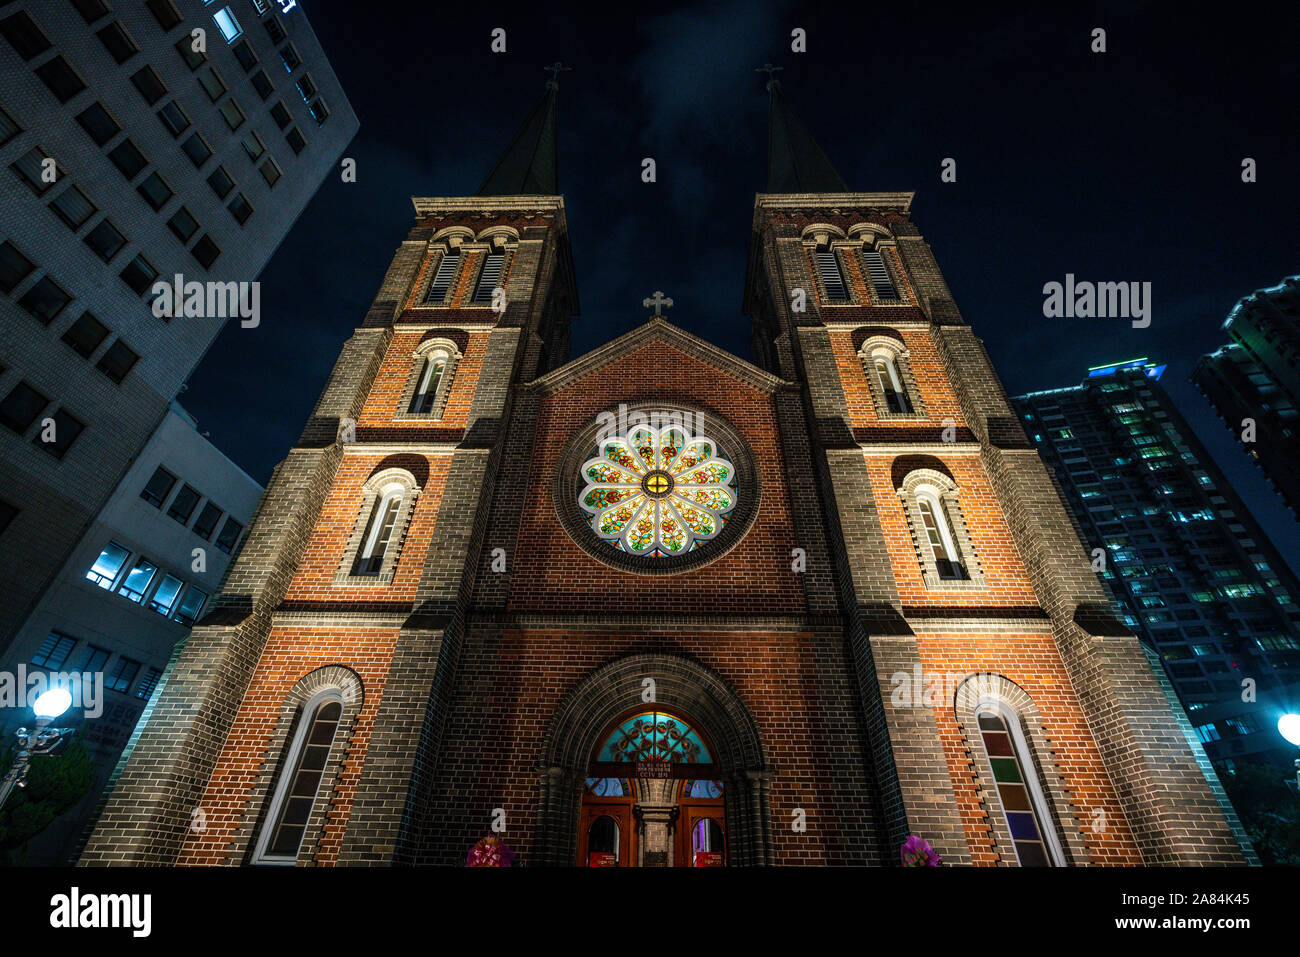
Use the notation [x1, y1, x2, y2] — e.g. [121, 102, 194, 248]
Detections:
[1279, 713, 1300, 790]
[32, 688, 72, 720]
[0, 687, 77, 813]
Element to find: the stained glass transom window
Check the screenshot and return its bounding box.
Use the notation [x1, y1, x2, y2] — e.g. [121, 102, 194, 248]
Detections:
[597, 711, 711, 764]
[584, 777, 629, 797]
[578, 423, 738, 557]
[683, 779, 724, 799]
[977, 710, 1053, 866]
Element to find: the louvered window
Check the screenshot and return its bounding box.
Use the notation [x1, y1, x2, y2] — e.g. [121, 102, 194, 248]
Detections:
[472, 251, 506, 303]
[816, 250, 848, 302]
[863, 249, 900, 300]
[425, 250, 459, 303]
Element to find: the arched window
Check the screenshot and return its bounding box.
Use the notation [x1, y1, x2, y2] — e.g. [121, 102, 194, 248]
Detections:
[353, 482, 403, 576]
[337, 468, 419, 584]
[692, 818, 724, 858]
[587, 815, 620, 863]
[400, 339, 460, 420]
[597, 710, 712, 764]
[253, 689, 344, 865]
[859, 336, 924, 418]
[915, 483, 965, 580]
[872, 352, 912, 413]
[896, 467, 985, 588]
[974, 704, 1064, 867]
[409, 350, 448, 414]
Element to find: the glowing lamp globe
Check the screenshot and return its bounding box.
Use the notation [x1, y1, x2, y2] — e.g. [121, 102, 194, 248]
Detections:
[32, 688, 72, 719]
[1278, 713, 1300, 747]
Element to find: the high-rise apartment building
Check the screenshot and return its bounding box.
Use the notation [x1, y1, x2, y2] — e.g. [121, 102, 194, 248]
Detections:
[0, 0, 357, 653]
[1011, 360, 1300, 770]
[1194, 276, 1300, 520]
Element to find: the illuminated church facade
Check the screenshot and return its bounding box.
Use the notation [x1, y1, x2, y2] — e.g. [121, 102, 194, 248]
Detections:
[80, 77, 1252, 867]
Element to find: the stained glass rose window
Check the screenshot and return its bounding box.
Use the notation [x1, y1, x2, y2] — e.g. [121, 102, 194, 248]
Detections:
[578, 423, 738, 557]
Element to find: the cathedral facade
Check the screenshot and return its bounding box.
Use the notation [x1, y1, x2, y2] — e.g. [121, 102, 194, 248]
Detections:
[79, 80, 1251, 867]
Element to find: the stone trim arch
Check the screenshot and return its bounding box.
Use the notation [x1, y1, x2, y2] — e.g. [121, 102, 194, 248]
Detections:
[800, 222, 849, 246]
[475, 225, 520, 245]
[951, 673, 1090, 866]
[240, 665, 365, 866]
[395, 336, 463, 422]
[848, 222, 894, 246]
[428, 226, 473, 247]
[894, 464, 987, 590]
[535, 654, 773, 866]
[333, 465, 421, 586]
[414, 230, 474, 307]
[857, 332, 927, 420]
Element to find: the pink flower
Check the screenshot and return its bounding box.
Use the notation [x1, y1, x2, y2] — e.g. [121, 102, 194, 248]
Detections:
[467, 835, 517, 867]
[900, 835, 943, 867]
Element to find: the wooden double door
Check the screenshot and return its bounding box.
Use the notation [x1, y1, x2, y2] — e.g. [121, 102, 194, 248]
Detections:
[577, 794, 725, 867]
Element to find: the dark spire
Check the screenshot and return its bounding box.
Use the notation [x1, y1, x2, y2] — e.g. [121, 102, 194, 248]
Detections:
[475, 63, 568, 196]
[759, 65, 849, 193]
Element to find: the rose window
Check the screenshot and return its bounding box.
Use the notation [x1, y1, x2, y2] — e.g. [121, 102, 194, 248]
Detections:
[577, 424, 738, 557]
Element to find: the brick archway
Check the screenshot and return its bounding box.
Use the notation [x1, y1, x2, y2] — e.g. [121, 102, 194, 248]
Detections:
[535, 654, 772, 866]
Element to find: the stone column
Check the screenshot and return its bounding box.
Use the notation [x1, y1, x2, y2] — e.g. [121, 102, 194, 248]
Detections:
[634, 779, 679, 867]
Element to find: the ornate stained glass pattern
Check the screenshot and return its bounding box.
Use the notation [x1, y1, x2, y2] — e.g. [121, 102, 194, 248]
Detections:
[978, 711, 1052, 867]
[682, 779, 724, 799]
[578, 423, 738, 558]
[584, 777, 629, 797]
[597, 711, 712, 764]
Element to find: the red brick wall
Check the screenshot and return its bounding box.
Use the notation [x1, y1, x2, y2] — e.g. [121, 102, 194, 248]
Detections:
[865, 452, 1039, 608]
[357, 329, 491, 430]
[422, 627, 877, 865]
[285, 452, 448, 604]
[830, 327, 968, 431]
[177, 625, 397, 866]
[507, 342, 807, 616]
[915, 634, 1144, 865]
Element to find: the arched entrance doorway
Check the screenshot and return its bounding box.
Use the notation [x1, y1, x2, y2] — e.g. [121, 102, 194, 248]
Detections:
[577, 708, 727, 867]
[536, 654, 772, 867]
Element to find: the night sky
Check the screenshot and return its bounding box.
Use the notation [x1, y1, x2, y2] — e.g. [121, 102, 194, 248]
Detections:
[183, 0, 1300, 569]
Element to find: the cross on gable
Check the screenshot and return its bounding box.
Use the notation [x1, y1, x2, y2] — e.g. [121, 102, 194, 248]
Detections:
[642, 291, 674, 317]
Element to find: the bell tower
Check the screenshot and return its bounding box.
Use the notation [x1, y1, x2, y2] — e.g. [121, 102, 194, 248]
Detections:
[743, 74, 1252, 865]
[80, 71, 578, 866]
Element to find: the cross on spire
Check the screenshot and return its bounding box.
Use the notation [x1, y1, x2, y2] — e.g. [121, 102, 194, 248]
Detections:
[642, 291, 674, 317]
[544, 61, 572, 89]
[756, 63, 783, 91]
